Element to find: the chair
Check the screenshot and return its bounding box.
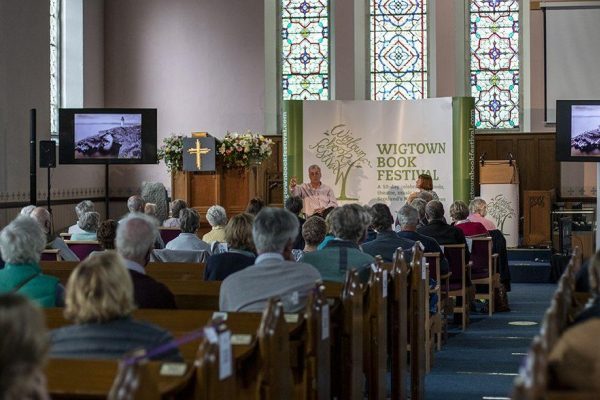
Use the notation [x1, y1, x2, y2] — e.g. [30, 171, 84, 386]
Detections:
[59, 232, 72, 240]
[443, 244, 469, 330]
[150, 249, 209, 263]
[64, 240, 102, 260]
[159, 228, 181, 245]
[470, 237, 499, 316]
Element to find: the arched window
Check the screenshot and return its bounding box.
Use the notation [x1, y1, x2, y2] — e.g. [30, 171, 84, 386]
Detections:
[470, 0, 520, 129]
[50, 0, 61, 138]
[370, 0, 428, 100]
[281, 0, 330, 100]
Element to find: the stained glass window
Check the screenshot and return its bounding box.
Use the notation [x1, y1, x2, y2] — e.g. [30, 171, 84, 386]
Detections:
[50, 0, 60, 138]
[281, 0, 329, 100]
[370, 0, 428, 100]
[470, 0, 519, 129]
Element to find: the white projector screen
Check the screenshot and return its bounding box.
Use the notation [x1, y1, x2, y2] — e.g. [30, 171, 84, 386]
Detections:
[545, 4, 600, 123]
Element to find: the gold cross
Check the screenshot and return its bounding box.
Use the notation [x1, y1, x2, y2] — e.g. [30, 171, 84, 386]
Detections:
[187, 139, 211, 169]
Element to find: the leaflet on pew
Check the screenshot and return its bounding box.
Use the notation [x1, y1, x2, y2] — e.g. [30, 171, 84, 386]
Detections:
[283, 98, 475, 214]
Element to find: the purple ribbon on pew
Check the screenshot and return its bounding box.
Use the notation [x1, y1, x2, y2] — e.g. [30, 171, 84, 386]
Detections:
[123, 328, 207, 366]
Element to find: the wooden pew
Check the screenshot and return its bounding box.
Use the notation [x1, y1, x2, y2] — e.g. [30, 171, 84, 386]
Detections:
[409, 244, 427, 400]
[386, 248, 409, 400]
[512, 248, 598, 399]
[40, 260, 206, 286]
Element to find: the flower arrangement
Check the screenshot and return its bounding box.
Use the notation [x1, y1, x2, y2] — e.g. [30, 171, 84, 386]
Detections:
[157, 134, 184, 173]
[218, 131, 273, 169]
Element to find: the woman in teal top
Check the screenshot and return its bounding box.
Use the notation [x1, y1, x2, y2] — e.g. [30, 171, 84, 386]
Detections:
[0, 216, 62, 307]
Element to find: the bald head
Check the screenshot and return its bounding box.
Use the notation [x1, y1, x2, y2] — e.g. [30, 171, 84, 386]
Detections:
[30, 207, 51, 234]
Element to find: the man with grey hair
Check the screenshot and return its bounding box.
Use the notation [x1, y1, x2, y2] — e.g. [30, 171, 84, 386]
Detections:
[117, 214, 176, 309]
[202, 205, 227, 243]
[127, 195, 145, 213]
[219, 207, 321, 312]
[68, 200, 95, 234]
[289, 164, 338, 217]
[301, 203, 374, 283]
[30, 207, 79, 262]
[166, 208, 210, 251]
[397, 205, 449, 275]
[0, 216, 63, 307]
[361, 203, 414, 263]
[407, 198, 428, 229]
[417, 200, 469, 262]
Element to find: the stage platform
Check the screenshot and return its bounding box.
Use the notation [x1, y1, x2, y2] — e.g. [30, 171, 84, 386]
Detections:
[508, 248, 553, 284]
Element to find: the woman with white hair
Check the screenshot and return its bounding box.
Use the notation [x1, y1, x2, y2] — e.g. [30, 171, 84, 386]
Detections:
[68, 200, 95, 234]
[468, 197, 497, 231]
[0, 293, 50, 399]
[202, 205, 228, 243]
[162, 199, 187, 228]
[0, 216, 63, 307]
[70, 211, 100, 241]
[50, 251, 182, 361]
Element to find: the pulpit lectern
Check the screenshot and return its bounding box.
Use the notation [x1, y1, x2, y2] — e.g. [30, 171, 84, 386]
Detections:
[171, 133, 260, 228]
[479, 160, 520, 247]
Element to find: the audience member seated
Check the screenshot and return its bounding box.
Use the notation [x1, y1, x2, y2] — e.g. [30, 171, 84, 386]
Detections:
[407, 198, 428, 230]
[397, 205, 449, 275]
[301, 204, 374, 283]
[97, 219, 118, 250]
[204, 213, 256, 281]
[219, 208, 321, 312]
[417, 200, 470, 263]
[20, 204, 36, 217]
[362, 203, 414, 262]
[68, 200, 95, 234]
[31, 207, 79, 262]
[285, 195, 305, 250]
[302, 216, 327, 253]
[166, 208, 210, 251]
[117, 214, 176, 309]
[70, 211, 100, 241]
[163, 199, 187, 228]
[406, 173, 439, 204]
[245, 197, 265, 216]
[50, 252, 182, 361]
[126, 195, 145, 214]
[468, 197, 497, 231]
[0, 216, 64, 307]
[0, 293, 50, 399]
[202, 205, 228, 243]
[317, 212, 335, 250]
[449, 200, 488, 237]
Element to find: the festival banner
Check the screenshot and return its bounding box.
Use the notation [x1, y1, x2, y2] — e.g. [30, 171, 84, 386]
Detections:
[283, 98, 474, 214]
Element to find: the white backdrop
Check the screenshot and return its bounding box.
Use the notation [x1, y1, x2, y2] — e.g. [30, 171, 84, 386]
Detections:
[301, 99, 454, 213]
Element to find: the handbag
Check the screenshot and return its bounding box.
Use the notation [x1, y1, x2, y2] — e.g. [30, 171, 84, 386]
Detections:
[494, 283, 511, 312]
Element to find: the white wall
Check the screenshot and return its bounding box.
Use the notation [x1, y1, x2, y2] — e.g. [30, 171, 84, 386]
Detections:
[103, 0, 266, 193]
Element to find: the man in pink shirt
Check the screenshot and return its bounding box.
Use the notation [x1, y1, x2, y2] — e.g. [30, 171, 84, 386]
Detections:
[468, 197, 497, 231]
[289, 165, 338, 218]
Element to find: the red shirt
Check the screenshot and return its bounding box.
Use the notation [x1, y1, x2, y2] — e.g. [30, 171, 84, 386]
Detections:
[453, 220, 488, 237]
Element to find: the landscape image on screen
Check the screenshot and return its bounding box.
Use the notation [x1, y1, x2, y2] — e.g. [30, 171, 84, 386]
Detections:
[571, 105, 600, 157]
[74, 113, 142, 159]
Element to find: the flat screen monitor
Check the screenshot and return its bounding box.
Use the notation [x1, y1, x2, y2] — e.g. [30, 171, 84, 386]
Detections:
[59, 108, 157, 164]
[556, 100, 600, 162]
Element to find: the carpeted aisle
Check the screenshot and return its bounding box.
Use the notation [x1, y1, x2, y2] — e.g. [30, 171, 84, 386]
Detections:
[424, 283, 556, 400]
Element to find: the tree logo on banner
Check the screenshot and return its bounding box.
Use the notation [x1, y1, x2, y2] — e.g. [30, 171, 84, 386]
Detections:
[487, 194, 516, 234]
[309, 124, 371, 200]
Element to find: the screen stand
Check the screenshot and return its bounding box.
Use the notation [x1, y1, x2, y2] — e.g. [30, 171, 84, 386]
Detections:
[105, 164, 110, 219]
